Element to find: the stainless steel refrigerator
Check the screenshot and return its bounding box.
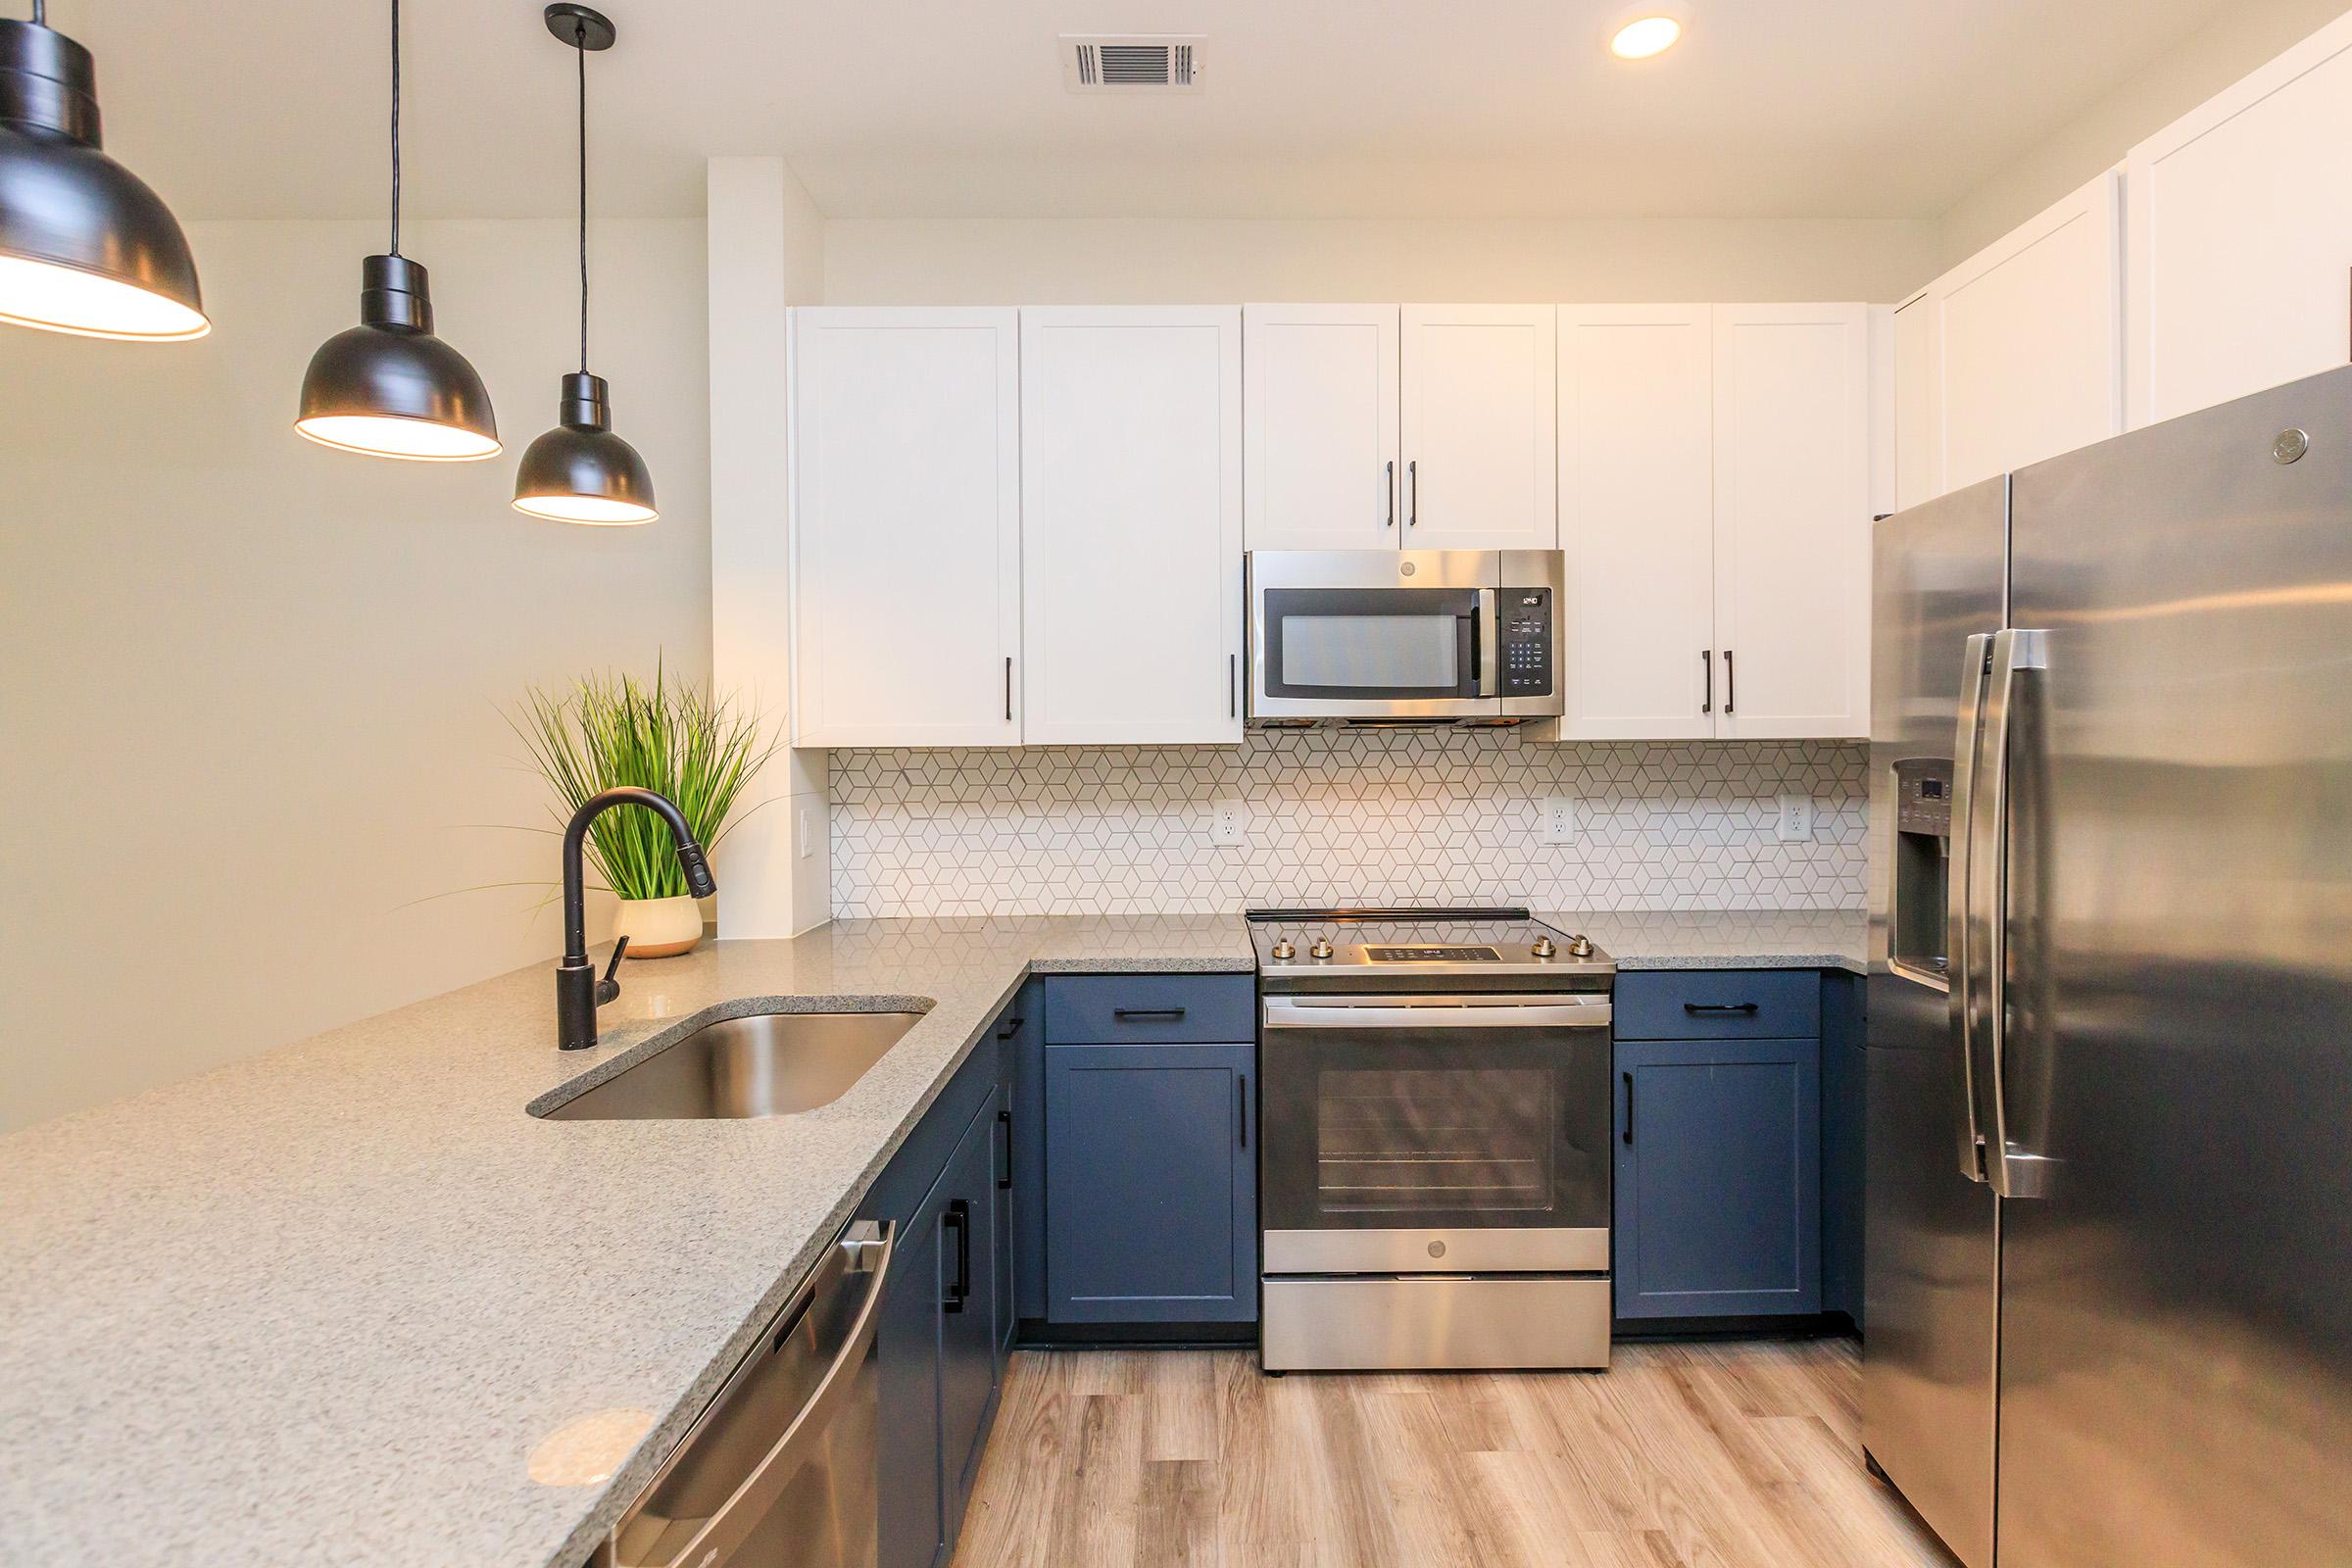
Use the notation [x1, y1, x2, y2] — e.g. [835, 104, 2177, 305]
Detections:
[1863, 366, 2352, 1568]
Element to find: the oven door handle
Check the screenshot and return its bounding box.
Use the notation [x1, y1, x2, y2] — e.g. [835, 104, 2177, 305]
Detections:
[1261, 996, 1612, 1031]
[1473, 588, 1499, 698]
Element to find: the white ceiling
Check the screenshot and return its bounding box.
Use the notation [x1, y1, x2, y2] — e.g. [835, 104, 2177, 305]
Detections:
[65, 0, 2235, 221]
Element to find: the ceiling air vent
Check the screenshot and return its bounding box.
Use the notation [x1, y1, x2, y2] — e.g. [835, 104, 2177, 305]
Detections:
[1061, 34, 1205, 94]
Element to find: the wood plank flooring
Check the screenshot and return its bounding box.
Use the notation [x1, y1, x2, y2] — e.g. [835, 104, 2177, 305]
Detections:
[950, 1338, 1956, 1568]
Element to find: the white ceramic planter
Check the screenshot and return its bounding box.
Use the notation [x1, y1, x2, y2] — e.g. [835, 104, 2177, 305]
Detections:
[613, 894, 703, 959]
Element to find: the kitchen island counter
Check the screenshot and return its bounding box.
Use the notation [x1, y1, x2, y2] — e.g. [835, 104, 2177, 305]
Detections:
[0, 915, 1250, 1568]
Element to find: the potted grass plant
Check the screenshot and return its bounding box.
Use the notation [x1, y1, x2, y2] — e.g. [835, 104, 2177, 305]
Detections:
[514, 663, 777, 958]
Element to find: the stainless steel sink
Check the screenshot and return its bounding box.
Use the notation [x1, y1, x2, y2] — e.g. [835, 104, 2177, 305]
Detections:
[542, 1010, 924, 1120]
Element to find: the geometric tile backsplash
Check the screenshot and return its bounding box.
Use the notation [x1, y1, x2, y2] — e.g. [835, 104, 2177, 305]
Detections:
[831, 728, 1867, 917]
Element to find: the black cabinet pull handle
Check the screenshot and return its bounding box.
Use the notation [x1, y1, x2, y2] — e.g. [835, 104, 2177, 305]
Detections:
[942, 1200, 970, 1313]
[1004, 656, 1013, 722]
[1724, 648, 1736, 715]
[1230, 653, 1238, 718]
[1622, 1071, 1635, 1146]
[1238, 1074, 1249, 1148]
[1113, 1007, 1186, 1021]
[997, 1109, 1013, 1190]
[1685, 1002, 1761, 1015]
[1385, 460, 1396, 528]
[1407, 459, 1419, 527]
[1701, 650, 1713, 715]
[995, 1014, 1025, 1040]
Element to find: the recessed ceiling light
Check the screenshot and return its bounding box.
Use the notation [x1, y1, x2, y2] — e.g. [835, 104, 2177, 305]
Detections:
[1611, 16, 1683, 60]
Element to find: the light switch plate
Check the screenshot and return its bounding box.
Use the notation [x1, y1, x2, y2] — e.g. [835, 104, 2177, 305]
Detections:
[1778, 794, 1816, 842]
[1541, 796, 1577, 845]
[1209, 802, 1246, 846]
[798, 807, 814, 859]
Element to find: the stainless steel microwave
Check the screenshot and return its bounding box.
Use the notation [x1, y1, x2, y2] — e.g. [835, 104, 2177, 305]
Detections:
[1247, 550, 1566, 725]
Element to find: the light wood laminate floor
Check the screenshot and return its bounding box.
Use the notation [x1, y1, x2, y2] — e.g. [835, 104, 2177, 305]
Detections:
[950, 1338, 1956, 1568]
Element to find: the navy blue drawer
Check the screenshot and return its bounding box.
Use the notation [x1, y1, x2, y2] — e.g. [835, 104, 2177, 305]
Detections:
[1614, 969, 1821, 1042]
[1042, 974, 1255, 1045]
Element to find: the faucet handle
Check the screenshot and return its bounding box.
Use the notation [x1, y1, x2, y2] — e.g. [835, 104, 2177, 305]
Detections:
[596, 936, 630, 1005]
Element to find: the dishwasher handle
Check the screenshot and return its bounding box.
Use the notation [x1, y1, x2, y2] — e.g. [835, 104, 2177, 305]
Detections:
[611, 1219, 894, 1568]
[1261, 995, 1612, 1031]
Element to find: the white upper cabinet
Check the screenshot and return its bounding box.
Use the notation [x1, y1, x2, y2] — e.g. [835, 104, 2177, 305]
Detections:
[1936, 172, 2122, 488]
[1890, 172, 2124, 508]
[1556, 306, 1717, 741]
[1243, 304, 1400, 551]
[1710, 304, 1872, 740]
[2128, 12, 2352, 428]
[1400, 306, 1559, 550]
[1890, 292, 1936, 514]
[1019, 308, 1246, 746]
[789, 308, 1021, 748]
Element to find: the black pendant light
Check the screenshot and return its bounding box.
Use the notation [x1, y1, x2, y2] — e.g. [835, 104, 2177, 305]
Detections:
[0, 1, 206, 340]
[513, 4, 656, 525]
[296, 0, 498, 462]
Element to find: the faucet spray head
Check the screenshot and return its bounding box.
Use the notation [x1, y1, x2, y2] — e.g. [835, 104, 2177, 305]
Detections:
[677, 841, 716, 900]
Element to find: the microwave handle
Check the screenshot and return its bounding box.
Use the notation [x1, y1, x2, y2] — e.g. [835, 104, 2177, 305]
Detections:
[1473, 588, 1498, 698]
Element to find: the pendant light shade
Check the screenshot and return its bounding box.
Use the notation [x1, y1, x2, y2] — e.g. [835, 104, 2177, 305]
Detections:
[297, 254, 498, 460]
[515, 5, 656, 525]
[513, 371, 656, 523]
[296, 0, 497, 462]
[0, 12, 207, 340]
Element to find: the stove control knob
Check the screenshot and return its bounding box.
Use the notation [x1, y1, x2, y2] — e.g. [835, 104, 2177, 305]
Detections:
[1566, 934, 1595, 958]
[1309, 937, 1336, 960]
[1531, 934, 1557, 959]
[1270, 939, 1296, 961]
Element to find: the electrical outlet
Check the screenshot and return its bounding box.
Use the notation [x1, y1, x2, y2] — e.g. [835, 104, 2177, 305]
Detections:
[798, 807, 814, 859]
[1778, 794, 1816, 842]
[1541, 796, 1578, 846]
[1209, 802, 1246, 846]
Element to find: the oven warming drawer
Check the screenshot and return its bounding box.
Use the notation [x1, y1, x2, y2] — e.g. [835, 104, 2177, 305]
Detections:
[1263, 1225, 1608, 1274]
[1261, 1275, 1611, 1371]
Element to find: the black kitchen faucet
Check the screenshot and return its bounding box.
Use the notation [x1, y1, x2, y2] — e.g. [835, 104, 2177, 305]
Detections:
[555, 787, 715, 1051]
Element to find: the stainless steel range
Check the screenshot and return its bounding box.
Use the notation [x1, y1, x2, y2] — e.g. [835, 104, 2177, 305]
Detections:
[1250, 907, 1615, 1372]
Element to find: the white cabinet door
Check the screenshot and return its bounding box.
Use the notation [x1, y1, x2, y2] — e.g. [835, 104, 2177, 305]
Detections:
[1891, 291, 1938, 512]
[789, 308, 1021, 747]
[1936, 171, 2123, 489]
[1555, 306, 1716, 740]
[1710, 304, 1872, 740]
[1020, 308, 1245, 746]
[1243, 304, 1399, 551]
[1399, 305, 1558, 550]
[2128, 13, 2352, 428]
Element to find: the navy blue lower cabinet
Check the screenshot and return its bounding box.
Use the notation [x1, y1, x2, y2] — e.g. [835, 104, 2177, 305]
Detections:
[876, 1172, 947, 1568]
[1044, 1040, 1257, 1324]
[937, 1086, 1003, 1543]
[1003, 986, 1048, 1326]
[1614, 1036, 1822, 1320]
[1818, 970, 1867, 1326]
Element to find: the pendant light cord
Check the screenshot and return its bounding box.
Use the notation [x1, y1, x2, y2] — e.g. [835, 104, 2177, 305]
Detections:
[575, 20, 590, 373]
[30, 1, 45, 25]
[388, 0, 403, 256]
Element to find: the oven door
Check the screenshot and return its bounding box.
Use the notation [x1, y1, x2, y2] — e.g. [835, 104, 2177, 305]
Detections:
[1258, 993, 1613, 1274]
[1249, 550, 1498, 720]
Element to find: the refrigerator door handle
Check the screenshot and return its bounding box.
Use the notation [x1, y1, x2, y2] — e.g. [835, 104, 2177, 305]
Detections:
[1947, 631, 1995, 1184]
[1981, 626, 2054, 1200]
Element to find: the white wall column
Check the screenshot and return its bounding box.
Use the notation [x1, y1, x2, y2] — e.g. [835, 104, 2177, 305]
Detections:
[709, 157, 831, 936]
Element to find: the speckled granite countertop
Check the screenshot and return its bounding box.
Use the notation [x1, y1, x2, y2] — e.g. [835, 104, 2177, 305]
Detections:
[0, 915, 1250, 1568]
[1539, 907, 1868, 973]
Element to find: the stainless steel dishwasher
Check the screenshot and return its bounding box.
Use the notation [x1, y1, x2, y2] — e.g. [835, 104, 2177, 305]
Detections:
[597, 1219, 894, 1568]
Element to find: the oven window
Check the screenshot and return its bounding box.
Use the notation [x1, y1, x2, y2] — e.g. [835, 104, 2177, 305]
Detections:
[1315, 1066, 1553, 1213]
[1278, 614, 1460, 690]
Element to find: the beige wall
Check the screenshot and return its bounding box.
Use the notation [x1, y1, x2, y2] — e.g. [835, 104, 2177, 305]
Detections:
[0, 218, 712, 1133]
[820, 217, 1942, 306]
[1936, 0, 2349, 268]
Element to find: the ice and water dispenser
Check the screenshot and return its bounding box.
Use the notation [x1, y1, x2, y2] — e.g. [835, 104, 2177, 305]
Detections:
[1889, 758, 1954, 979]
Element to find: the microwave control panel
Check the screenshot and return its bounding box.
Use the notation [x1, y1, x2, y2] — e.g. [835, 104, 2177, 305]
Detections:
[1500, 589, 1554, 696]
